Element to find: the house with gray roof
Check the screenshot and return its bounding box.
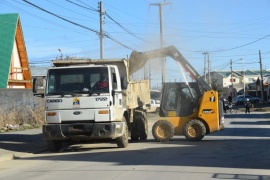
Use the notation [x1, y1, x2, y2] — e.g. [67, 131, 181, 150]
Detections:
[212, 70, 269, 100]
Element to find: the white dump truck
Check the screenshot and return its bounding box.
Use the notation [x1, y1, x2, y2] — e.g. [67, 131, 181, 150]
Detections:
[33, 58, 150, 152]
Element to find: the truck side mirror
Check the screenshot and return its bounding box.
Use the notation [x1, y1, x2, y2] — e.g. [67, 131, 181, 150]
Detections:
[121, 77, 128, 89]
[33, 78, 37, 94]
[33, 78, 45, 98]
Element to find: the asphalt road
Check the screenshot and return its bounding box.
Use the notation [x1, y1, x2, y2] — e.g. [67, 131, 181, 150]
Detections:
[1, 112, 270, 180]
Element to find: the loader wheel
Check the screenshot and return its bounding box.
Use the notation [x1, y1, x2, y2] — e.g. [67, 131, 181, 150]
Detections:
[116, 116, 129, 148]
[47, 140, 62, 152]
[138, 112, 148, 140]
[184, 119, 206, 141]
[152, 120, 175, 142]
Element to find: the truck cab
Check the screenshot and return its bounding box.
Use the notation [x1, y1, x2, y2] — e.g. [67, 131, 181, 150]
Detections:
[33, 59, 150, 152]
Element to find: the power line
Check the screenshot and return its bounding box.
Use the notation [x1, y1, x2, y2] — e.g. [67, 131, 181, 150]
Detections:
[65, 0, 98, 12]
[105, 13, 147, 42]
[22, 0, 133, 50]
[177, 32, 270, 53]
[22, 0, 99, 33]
[47, 0, 98, 20]
[4, 0, 88, 35]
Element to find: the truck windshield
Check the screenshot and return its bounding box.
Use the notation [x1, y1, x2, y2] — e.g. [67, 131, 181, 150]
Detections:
[46, 67, 109, 95]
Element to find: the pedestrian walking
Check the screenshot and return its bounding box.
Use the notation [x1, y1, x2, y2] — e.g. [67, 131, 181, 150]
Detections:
[245, 99, 251, 113]
[223, 98, 227, 114]
[228, 95, 232, 103]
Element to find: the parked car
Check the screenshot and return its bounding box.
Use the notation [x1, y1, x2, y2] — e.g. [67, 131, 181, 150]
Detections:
[232, 95, 261, 105]
[147, 99, 160, 113]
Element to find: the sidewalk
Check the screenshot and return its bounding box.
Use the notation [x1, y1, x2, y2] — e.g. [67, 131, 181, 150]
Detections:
[0, 127, 47, 163]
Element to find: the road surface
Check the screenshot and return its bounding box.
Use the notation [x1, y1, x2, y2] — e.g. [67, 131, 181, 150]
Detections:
[0, 112, 270, 180]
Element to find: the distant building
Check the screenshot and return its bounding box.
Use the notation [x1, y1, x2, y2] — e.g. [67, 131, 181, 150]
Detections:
[211, 70, 270, 100]
[0, 13, 32, 89]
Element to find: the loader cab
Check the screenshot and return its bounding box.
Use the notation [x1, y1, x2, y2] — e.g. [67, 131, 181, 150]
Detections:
[160, 82, 202, 117]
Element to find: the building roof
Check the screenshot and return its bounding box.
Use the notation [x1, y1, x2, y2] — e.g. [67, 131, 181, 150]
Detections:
[0, 13, 32, 88]
[30, 66, 49, 77]
[215, 70, 270, 77]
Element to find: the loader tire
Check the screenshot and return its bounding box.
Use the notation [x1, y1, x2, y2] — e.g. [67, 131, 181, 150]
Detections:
[47, 140, 62, 152]
[184, 119, 206, 141]
[138, 112, 148, 140]
[152, 120, 175, 142]
[116, 116, 129, 148]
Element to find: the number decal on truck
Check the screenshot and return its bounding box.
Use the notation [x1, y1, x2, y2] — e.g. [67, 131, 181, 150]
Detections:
[47, 99, 63, 103]
[96, 97, 108, 101]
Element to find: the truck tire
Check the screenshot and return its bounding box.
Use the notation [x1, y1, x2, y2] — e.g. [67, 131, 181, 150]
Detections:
[116, 116, 129, 148]
[152, 120, 174, 142]
[184, 119, 206, 141]
[138, 112, 148, 140]
[47, 140, 62, 152]
[131, 121, 139, 141]
[155, 107, 160, 113]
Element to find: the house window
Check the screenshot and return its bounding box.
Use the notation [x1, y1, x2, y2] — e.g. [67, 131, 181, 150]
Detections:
[248, 78, 254, 82]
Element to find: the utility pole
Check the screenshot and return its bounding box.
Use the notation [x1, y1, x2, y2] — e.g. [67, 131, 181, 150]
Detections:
[207, 53, 211, 86]
[202, 52, 207, 81]
[242, 58, 245, 97]
[259, 50, 264, 101]
[99, 1, 104, 59]
[149, 2, 171, 84]
[148, 61, 151, 88]
[230, 59, 233, 88]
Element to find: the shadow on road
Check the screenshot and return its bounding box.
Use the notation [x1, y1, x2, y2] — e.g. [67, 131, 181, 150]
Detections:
[1, 112, 270, 173]
[17, 138, 270, 170]
[0, 133, 46, 154]
[224, 112, 270, 119]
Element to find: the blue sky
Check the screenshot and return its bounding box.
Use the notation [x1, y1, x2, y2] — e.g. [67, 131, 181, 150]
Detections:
[1, 0, 270, 88]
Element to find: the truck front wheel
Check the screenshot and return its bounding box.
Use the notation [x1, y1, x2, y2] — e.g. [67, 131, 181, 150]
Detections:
[47, 140, 62, 152]
[116, 116, 129, 148]
[184, 119, 206, 141]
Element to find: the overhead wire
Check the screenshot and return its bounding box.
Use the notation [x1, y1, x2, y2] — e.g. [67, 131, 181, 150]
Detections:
[65, 0, 98, 12]
[6, 0, 89, 35]
[22, 0, 133, 50]
[4, 0, 270, 69]
[105, 13, 148, 42]
[73, 0, 150, 43]
[47, 0, 98, 20]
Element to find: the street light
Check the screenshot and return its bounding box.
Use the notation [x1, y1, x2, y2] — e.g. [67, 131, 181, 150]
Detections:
[58, 49, 63, 60]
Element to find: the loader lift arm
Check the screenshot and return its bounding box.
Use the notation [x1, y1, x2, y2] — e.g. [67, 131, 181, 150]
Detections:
[129, 45, 212, 91]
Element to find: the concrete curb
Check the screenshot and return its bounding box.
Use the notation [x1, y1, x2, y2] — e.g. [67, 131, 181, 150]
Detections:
[0, 154, 15, 163]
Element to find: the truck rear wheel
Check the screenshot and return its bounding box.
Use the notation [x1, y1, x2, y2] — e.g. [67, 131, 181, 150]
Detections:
[152, 120, 174, 142]
[131, 121, 139, 141]
[184, 119, 206, 141]
[47, 140, 62, 152]
[138, 112, 148, 140]
[116, 116, 129, 148]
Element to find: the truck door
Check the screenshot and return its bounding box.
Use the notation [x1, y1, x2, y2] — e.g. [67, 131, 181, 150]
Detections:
[111, 68, 123, 120]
